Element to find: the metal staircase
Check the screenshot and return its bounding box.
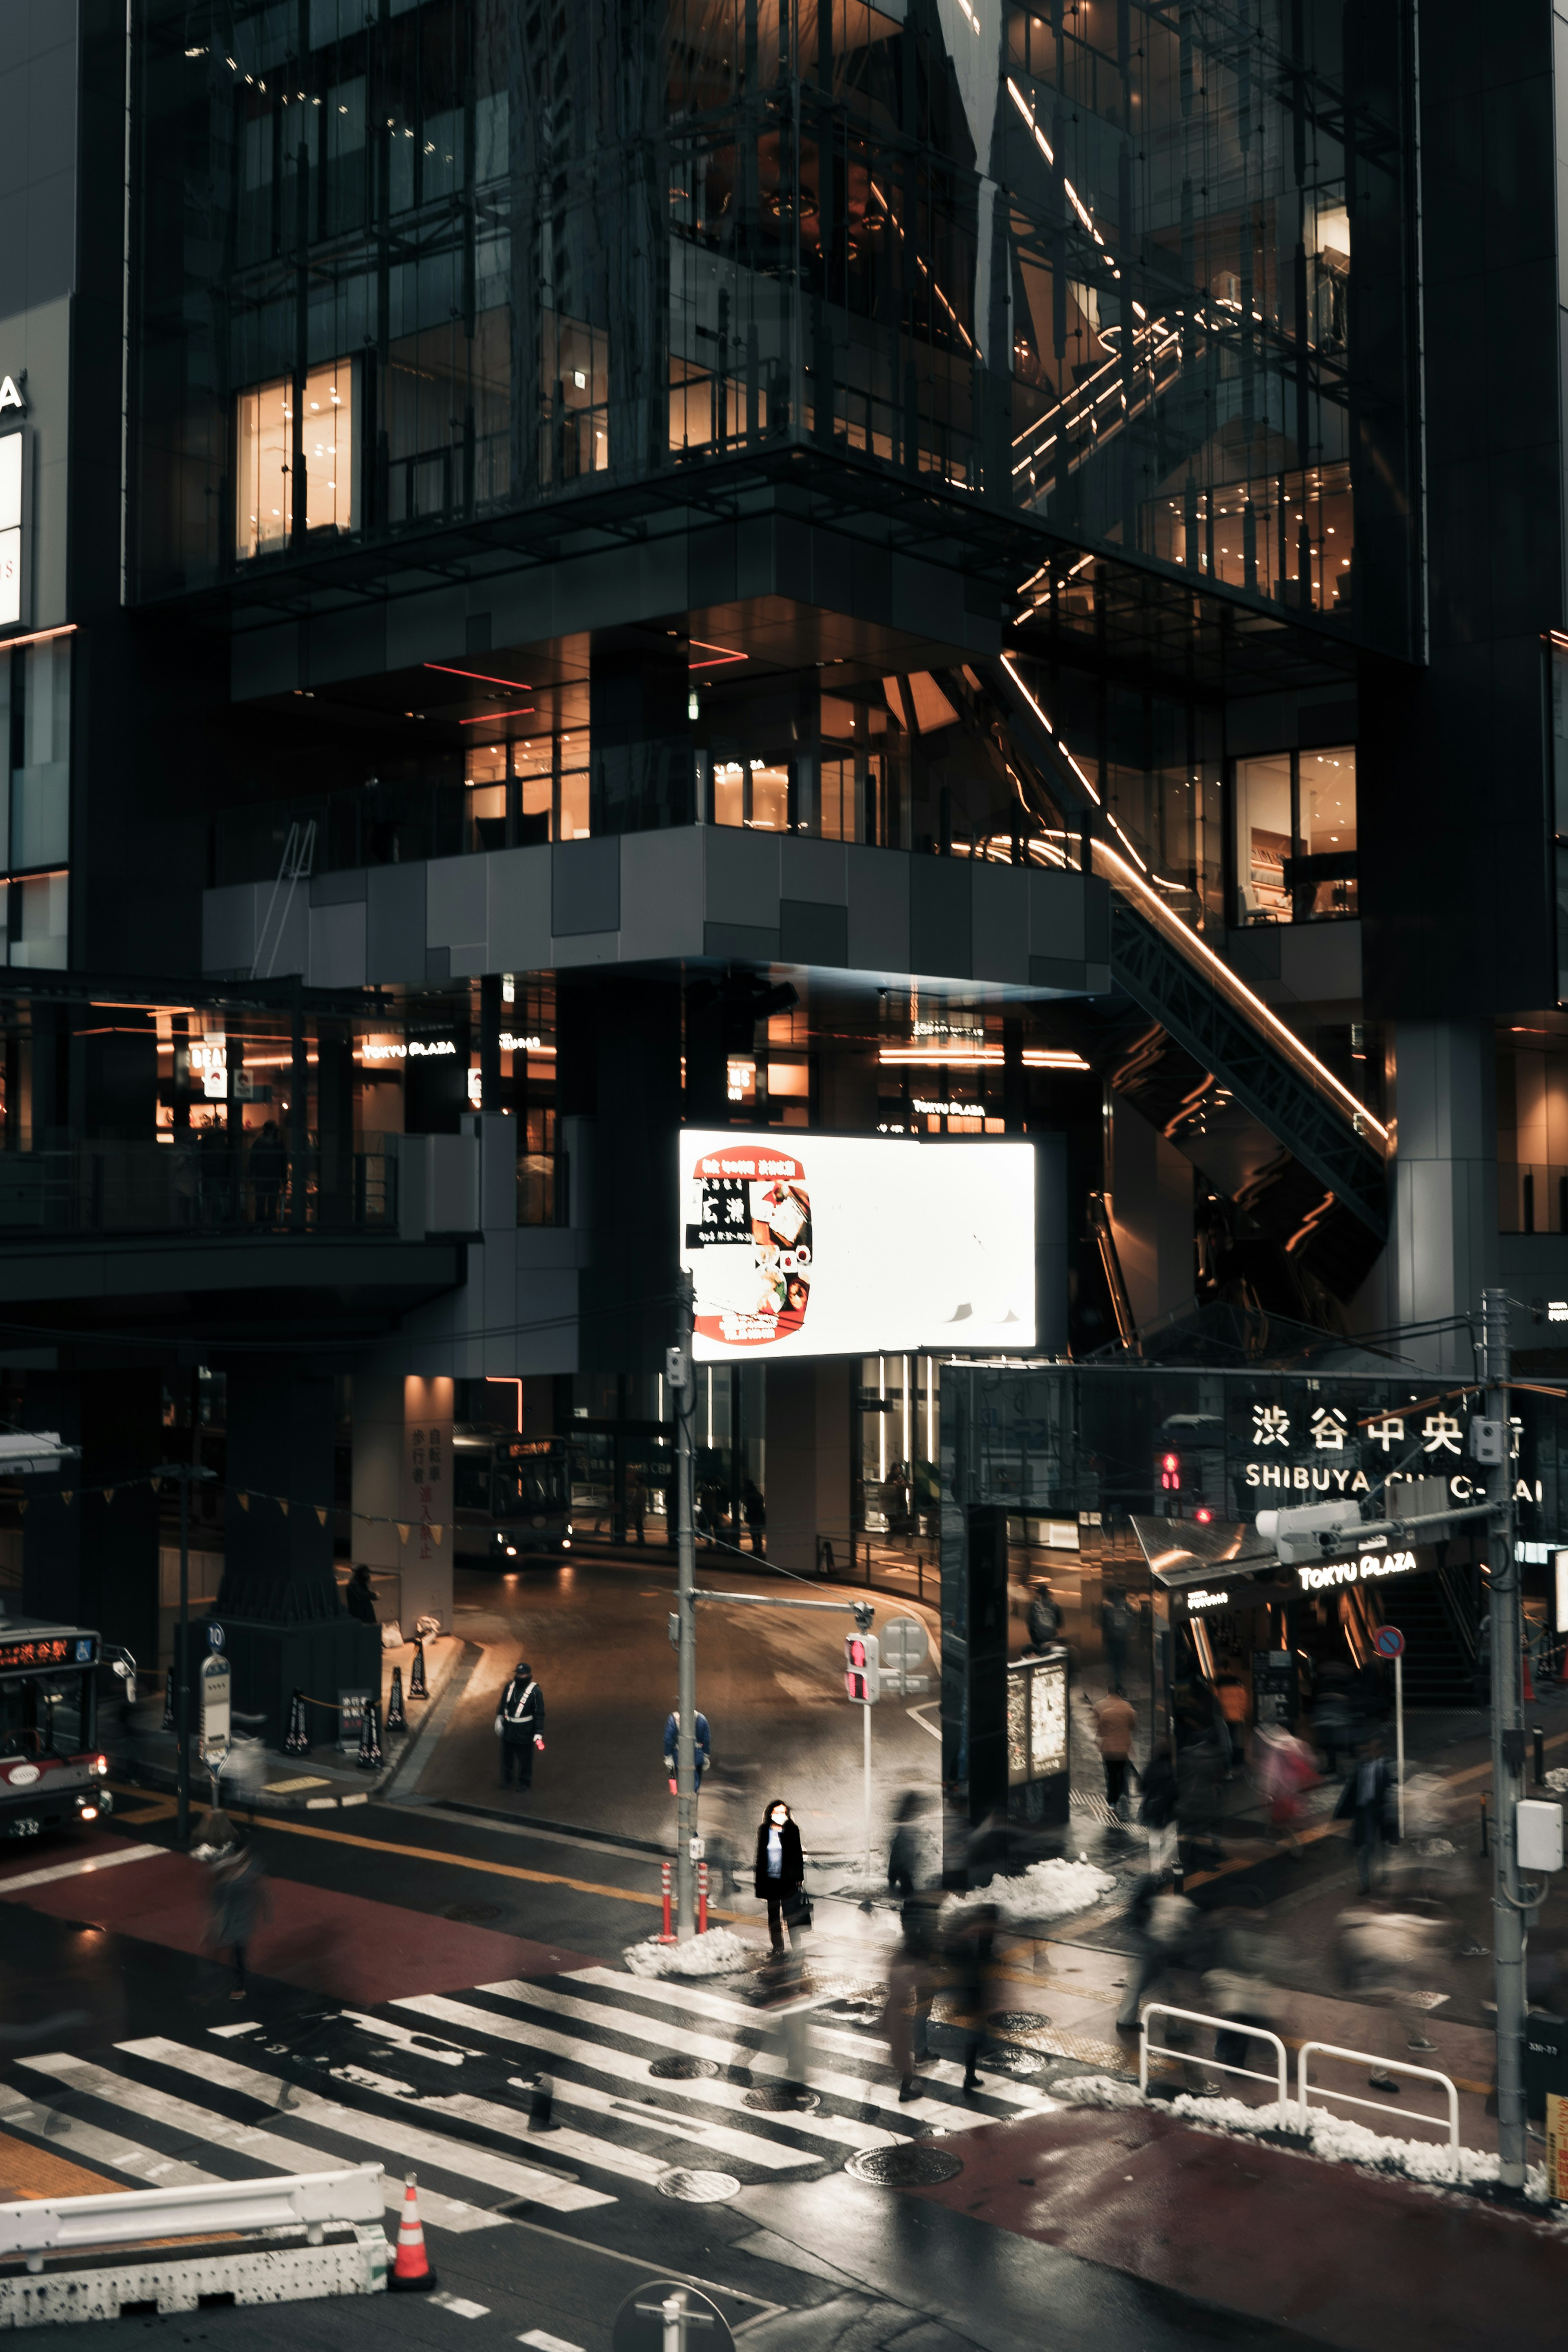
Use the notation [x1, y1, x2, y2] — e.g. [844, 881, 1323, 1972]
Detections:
[972, 653, 1389, 1302]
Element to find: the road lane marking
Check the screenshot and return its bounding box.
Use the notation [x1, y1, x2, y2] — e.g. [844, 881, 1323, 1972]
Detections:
[0, 1844, 163, 1897]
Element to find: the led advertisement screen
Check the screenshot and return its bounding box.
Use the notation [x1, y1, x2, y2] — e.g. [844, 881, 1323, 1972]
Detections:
[680, 1130, 1036, 1360]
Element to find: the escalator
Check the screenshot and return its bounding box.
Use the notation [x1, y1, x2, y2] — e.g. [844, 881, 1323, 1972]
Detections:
[966, 653, 1389, 1307]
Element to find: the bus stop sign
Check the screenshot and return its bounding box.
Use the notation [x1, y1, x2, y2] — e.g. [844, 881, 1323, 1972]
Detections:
[199, 1650, 231, 1760]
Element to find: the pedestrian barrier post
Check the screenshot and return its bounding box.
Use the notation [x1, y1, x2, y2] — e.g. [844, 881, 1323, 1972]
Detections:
[356, 1698, 383, 1772]
[1138, 2003, 1289, 2113]
[697, 1859, 709, 1935]
[283, 1689, 310, 1756]
[385, 1668, 406, 1734]
[388, 2172, 436, 2293]
[660, 1859, 674, 1942]
[1296, 2041, 1459, 2168]
[409, 1639, 429, 1700]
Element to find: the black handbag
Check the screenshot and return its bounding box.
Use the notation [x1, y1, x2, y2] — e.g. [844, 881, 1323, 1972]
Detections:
[787, 1887, 813, 1932]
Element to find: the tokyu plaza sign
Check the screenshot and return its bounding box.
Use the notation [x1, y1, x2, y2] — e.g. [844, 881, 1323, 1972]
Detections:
[1238, 1399, 1542, 1509]
[1296, 1545, 1419, 1594]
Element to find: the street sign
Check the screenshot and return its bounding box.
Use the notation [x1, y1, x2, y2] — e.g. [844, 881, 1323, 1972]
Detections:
[878, 1614, 930, 1696]
[1374, 1625, 1404, 1659]
[198, 1651, 231, 1761]
[613, 2280, 735, 2352]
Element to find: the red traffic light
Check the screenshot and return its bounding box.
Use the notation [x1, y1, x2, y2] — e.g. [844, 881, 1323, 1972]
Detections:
[1159, 1451, 1181, 1491]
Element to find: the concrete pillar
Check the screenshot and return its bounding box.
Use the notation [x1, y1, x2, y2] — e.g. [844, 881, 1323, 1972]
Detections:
[764, 1360, 851, 1577]
[352, 1373, 455, 1632]
[1108, 1099, 1195, 1332]
[1389, 1020, 1497, 1373]
[214, 1366, 379, 1747]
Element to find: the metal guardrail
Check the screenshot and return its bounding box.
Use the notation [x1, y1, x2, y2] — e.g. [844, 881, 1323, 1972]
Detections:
[1136, 2005, 1462, 2169]
[1138, 2003, 1289, 2109]
[1297, 2041, 1460, 2153]
[0, 2163, 384, 2273]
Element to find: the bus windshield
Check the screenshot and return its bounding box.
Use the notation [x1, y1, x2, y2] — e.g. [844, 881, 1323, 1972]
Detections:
[0, 1670, 90, 1759]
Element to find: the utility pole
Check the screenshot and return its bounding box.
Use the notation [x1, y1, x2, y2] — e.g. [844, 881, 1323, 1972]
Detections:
[155, 1455, 216, 1848]
[1483, 1283, 1526, 2192]
[670, 1275, 698, 1940]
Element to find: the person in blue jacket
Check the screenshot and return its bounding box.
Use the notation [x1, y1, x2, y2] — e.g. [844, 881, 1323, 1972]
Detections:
[664, 1709, 711, 1792]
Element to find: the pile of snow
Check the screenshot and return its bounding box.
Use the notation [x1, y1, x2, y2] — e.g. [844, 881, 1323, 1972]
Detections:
[1060, 2074, 1552, 2203]
[946, 1857, 1116, 1926]
[623, 1928, 756, 1979]
[1057, 2072, 1146, 2111]
[1546, 1767, 1568, 1796]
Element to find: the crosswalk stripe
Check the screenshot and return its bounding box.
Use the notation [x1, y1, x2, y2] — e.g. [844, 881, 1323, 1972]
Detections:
[522, 1966, 1048, 2117]
[117, 2041, 615, 2217]
[17, 2051, 510, 2229]
[388, 1992, 904, 2152]
[409, 1981, 1040, 2136]
[0, 2082, 217, 2192]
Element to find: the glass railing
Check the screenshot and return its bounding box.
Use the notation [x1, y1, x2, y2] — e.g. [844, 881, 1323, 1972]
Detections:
[0, 1141, 397, 1236]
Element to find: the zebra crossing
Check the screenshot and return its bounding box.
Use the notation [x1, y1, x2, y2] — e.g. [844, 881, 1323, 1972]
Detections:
[0, 1962, 1055, 2225]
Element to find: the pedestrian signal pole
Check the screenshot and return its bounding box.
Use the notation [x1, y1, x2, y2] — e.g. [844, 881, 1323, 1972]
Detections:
[844, 1615, 879, 1884]
[668, 1276, 698, 1940]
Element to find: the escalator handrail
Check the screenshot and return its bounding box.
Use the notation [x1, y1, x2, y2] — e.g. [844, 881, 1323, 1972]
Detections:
[989, 652, 1387, 1155]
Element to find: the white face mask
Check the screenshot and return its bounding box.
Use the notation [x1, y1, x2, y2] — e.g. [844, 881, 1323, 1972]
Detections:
[771, 1812, 787, 1827]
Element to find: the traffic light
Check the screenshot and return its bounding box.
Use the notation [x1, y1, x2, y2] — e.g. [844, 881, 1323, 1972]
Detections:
[844, 1632, 880, 1703]
[1158, 1450, 1181, 1494]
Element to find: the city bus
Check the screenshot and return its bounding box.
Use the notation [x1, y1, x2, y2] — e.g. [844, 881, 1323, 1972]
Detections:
[0, 1616, 112, 1838]
[483, 1436, 574, 1563]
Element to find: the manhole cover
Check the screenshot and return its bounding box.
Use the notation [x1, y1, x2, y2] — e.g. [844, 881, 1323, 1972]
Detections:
[656, 2168, 741, 2203]
[742, 2082, 820, 2112]
[983, 2044, 1045, 2078]
[826, 1997, 885, 2027]
[988, 2012, 1052, 2038]
[650, 2055, 719, 2080]
[443, 1902, 501, 1924]
[846, 2145, 963, 2187]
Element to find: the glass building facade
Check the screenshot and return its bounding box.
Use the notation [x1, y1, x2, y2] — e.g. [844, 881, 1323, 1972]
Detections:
[135, 1, 1415, 648]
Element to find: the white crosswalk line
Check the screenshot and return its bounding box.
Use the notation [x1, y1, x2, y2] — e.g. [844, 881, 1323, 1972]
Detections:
[389, 1992, 903, 2151]
[559, 1966, 1051, 2105]
[408, 1980, 1039, 2136]
[13, 2053, 509, 2233]
[0, 2082, 217, 2191]
[119, 2039, 615, 2217]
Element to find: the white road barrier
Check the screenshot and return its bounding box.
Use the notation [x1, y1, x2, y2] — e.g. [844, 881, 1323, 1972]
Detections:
[0, 2163, 388, 2328]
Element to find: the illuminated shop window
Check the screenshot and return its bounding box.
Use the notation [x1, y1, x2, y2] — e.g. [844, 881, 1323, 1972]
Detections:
[236, 361, 354, 560]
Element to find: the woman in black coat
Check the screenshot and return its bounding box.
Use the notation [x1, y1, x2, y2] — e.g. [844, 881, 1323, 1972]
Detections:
[753, 1798, 805, 1954]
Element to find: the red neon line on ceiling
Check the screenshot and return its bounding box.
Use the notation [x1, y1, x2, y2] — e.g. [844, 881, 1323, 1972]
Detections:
[688, 640, 747, 669]
[423, 663, 533, 690]
[459, 710, 535, 724]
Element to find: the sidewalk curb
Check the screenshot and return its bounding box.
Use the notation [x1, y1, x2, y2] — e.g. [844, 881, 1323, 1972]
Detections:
[120, 1637, 466, 1817]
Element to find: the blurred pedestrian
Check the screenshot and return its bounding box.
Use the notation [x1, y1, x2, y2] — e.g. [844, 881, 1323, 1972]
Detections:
[1093, 1687, 1138, 1822]
[207, 1825, 269, 2002]
[1201, 1895, 1281, 2075]
[248, 1118, 286, 1226]
[1256, 1722, 1316, 1857]
[1215, 1674, 1248, 1777]
[343, 1563, 378, 1625]
[1335, 1734, 1394, 1891]
[945, 1902, 999, 2093]
[1101, 1588, 1132, 1691]
[742, 1479, 766, 1556]
[1177, 1730, 1224, 1869]
[663, 1708, 710, 1793]
[1313, 1679, 1353, 1777]
[494, 1660, 546, 1788]
[888, 1787, 935, 1897]
[754, 1797, 805, 1954]
[1116, 1870, 1197, 2033]
[1027, 1581, 1060, 1653]
[1139, 1737, 1180, 1874]
[1337, 1895, 1443, 2089]
[883, 1922, 929, 2103]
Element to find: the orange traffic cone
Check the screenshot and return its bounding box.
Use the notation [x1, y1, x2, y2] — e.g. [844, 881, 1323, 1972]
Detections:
[389, 2171, 437, 2293]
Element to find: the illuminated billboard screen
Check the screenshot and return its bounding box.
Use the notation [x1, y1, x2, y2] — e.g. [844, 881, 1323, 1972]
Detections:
[680, 1130, 1036, 1360]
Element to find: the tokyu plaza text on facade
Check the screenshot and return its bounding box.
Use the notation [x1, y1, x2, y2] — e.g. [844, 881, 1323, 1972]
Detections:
[1296, 1548, 1419, 1593]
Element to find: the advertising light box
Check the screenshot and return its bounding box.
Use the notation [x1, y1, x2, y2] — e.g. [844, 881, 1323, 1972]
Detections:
[680, 1129, 1036, 1360]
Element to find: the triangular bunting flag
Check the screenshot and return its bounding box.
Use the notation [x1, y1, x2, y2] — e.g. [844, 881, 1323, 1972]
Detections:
[316, 1506, 327, 1527]
[103, 1488, 115, 1506]
[238, 1492, 250, 1511]
[59, 1492, 71, 1508]
[149, 1476, 162, 1494]
[396, 1522, 410, 1545]
[430, 1526, 444, 1546]
[278, 1498, 289, 1518]
[17, 1499, 25, 1516]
